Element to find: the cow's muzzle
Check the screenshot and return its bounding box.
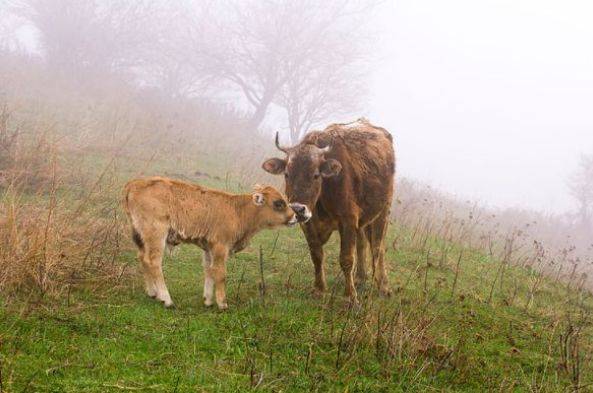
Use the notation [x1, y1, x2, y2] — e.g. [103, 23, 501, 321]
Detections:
[289, 203, 312, 223]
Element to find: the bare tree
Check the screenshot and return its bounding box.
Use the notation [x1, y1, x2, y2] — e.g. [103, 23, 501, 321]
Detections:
[568, 154, 593, 230]
[0, 2, 24, 52]
[15, 0, 160, 80]
[183, 0, 375, 132]
[277, 47, 367, 142]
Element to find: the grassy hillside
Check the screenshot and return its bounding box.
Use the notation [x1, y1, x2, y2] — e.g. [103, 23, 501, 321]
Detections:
[0, 86, 592, 391]
[1, 172, 593, 391]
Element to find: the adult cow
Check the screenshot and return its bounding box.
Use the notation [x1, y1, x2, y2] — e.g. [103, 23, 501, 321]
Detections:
[262, 118, 395, 302]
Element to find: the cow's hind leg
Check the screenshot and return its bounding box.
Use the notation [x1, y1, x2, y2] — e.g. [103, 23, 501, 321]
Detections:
[141, 225, 174, 307]
[368, 209, 391, 296]
[355, 227, 369, 288]
[338, 221, 359, 303]
[202, 250, 214, 307]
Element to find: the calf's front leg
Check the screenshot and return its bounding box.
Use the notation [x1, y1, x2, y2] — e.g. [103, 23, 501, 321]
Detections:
[210, 244, 229, 310]
[202, 250, 214, 307]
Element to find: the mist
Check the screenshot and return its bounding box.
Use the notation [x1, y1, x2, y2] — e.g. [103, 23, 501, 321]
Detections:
[3, 1, 593, 389]
[4, 0, 593, 215]
[371, 0, 593, 213]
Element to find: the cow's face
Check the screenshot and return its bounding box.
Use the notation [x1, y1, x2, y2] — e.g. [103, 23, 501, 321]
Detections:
[252, 185, 298, 227]
[262, 144, 341, 223]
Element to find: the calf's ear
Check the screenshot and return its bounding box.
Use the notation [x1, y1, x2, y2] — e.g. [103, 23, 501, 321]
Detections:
[320, 159, 342, 178]
[262, 158, 286, 175]
[252, 192, 265, 206]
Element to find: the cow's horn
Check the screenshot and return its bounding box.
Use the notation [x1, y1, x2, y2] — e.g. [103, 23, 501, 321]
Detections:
[275, 131, 289, 153]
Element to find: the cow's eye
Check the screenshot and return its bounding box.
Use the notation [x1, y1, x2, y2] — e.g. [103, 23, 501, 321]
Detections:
[273, 200, 286, 210]
[284, 172, 288, 178]
[313, 173, 320, 179]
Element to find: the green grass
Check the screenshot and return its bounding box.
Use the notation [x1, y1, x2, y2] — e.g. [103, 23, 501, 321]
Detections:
[2, 224, 592, 392]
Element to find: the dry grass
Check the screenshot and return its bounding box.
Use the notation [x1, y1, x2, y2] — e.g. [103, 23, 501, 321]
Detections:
[0, 109, 126, 301]
[394, 178, 593, 292]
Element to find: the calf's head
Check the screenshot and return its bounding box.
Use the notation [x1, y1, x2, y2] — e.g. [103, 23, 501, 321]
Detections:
[261, 132, 342, 223]
[251, 185, 298, 227]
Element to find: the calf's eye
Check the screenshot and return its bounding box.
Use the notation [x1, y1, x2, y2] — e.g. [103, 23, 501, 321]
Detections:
[273, 200, 286, 210]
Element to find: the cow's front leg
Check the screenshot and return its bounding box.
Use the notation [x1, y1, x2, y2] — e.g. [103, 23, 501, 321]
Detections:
[310, 243, 326, 294]
[302, 221, 334, 295]
[338, 223, 358, 303]
[210, 244, 229, 310]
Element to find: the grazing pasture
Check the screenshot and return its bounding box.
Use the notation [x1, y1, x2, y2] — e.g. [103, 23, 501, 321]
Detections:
[0, 58, 592, 392]
[1, 123, 592, 391]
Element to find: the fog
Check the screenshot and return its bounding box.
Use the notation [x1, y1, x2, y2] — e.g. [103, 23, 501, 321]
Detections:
[2, 0, 593, 216]
[370, 0, 593, 213]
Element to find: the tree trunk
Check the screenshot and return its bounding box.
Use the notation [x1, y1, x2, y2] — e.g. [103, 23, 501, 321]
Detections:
[247, 93, 274, 131]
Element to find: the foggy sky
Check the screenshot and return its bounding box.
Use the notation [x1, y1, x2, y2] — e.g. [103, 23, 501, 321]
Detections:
[370, 0, 593, 213]
[8, 0, 593, 214]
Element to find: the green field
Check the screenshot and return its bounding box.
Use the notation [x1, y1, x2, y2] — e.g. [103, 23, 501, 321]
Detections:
[2, 217, 592, 392]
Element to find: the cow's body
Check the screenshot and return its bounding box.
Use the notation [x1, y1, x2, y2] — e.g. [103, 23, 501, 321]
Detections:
[263, 118, 395, 302]
[123, 177, 296, 309]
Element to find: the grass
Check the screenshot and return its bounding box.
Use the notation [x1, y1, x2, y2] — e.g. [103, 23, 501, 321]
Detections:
[1, 104, 592, 392]
[2, 222, 592, 392]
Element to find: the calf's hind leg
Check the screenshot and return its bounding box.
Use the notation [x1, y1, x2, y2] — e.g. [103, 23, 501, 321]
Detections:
[131, 228, 157, 298]
[141, 226, 174, 307]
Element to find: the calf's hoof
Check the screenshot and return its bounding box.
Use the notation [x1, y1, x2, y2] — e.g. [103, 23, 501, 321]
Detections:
[217, 302, 228, 311]
[163, 301, 176, 309]
[204, 298, 214, 307]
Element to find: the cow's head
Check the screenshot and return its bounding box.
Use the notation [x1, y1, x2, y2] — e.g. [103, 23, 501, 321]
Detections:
[262, 132, 342, 223]
[251, 184, 298, 227]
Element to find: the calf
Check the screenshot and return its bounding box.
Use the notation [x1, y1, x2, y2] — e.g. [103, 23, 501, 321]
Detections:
[123, 177, 297, 309]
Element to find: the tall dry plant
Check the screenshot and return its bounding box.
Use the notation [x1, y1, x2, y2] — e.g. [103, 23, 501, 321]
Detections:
[0, 109, 126, 302]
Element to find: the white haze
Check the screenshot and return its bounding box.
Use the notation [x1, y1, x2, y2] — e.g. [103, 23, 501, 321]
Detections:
[7, 0, 593, 214]
[370, 0, 593, 213]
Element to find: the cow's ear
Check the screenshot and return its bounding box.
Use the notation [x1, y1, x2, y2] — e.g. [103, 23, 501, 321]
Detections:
[320, 159, 342, 178]
[252, 192, 265, 206]
[262, 158, 286, 175]
[311, 132, 332, 149]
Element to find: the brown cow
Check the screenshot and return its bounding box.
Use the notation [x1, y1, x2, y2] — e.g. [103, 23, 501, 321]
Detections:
[262, 118, 395, 302]
[123, 177, 298, 309]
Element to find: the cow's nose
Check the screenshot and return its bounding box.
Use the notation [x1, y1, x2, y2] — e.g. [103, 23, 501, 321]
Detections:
[289, 203, 306, 215]
[289, 203, 312, 223]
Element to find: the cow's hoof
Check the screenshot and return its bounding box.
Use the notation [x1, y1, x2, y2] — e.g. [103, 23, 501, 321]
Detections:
[379, 287, 392, 297]
[204, 298, 214, 307]
[343, 297, 360, 311]
[217, 303, 228, 311]
[355, 280, 368, 292]
[311, 288, 325, 299]
[163, 301, 176, 309]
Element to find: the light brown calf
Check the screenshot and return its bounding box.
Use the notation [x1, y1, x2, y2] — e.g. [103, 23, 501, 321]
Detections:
[123, 177, 297, 309]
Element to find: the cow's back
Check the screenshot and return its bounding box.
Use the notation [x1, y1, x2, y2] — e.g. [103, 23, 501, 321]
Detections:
[320, 120, 395, 225]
